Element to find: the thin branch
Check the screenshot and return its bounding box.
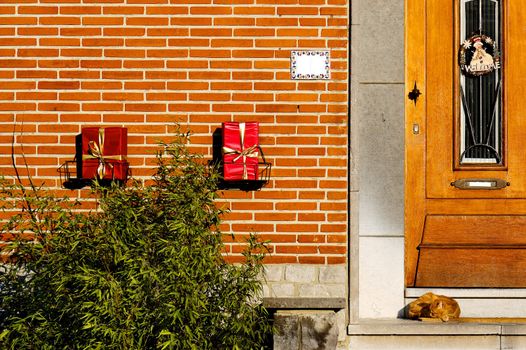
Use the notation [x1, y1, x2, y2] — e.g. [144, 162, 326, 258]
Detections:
[10, 123, 40, 232]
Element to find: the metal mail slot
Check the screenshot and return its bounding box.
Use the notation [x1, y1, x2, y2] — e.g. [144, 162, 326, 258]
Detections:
[451, 178, 509, 190]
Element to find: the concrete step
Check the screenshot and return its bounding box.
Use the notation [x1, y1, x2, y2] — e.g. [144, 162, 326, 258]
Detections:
[347, 319, 526, 349]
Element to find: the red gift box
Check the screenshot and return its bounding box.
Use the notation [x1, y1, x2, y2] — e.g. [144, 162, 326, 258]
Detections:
[81, 127, 128, 181]
[222, 122, 259, 181]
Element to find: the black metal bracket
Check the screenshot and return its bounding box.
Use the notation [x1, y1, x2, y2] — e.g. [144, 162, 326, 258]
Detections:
[408, 81, 421, 106]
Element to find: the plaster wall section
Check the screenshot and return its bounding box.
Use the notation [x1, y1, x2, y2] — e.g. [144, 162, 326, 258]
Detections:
[351, 0, 405, 319]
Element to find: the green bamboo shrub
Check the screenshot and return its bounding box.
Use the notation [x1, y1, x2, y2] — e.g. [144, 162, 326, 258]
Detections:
[0, 133, 271, 349]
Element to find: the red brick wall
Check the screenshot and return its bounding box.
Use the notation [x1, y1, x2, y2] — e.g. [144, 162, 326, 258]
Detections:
[0, 0, 349, 265]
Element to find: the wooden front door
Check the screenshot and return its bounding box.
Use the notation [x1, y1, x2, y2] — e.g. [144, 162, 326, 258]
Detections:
[405, 0, 526, 287]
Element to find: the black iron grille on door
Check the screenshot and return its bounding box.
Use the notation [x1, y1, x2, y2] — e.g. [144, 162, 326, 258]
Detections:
[459, 0, 502, 164]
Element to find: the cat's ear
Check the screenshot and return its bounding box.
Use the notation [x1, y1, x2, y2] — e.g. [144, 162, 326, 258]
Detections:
[437, 301, 443, 308]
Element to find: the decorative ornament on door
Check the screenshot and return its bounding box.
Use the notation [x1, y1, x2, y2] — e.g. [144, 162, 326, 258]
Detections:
[459, 34, 501, 77]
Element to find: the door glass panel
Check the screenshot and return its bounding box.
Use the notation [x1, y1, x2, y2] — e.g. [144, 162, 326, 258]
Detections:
[459, 0, 502, 164]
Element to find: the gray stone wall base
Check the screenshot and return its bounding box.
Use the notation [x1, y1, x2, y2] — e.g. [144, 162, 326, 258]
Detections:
[273, 310, 338, 350]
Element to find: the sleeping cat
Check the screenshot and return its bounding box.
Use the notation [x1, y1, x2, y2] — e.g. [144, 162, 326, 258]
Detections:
[407, 292, 461, 322]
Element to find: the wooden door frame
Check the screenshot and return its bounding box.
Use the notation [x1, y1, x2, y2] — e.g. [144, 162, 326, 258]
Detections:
[404, 0, 426, 287]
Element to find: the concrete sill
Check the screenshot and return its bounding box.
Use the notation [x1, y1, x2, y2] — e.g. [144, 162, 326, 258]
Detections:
[348, 319, 526, 336]
[263, 297, 346, 310]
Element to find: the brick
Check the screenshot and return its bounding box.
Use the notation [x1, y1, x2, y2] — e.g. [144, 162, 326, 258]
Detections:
[39, 103, 80, 112]
[232, 71, 273, 80]
[211, 82, 252, 90]
[190, 6, 232, 15]
[168, 104, 209, 112]
[59, 71, 99, 80]
[320, 7, 346, 15]
[189, 71, 230, 80]
[102, 6, 144, 14]
[126, 38, 166, 47]
[81, 81, 122, 90]
[236, 6, 275, 15]
[255, 82, 295, 90]
[276, 224, 319, 233]
[104, 114, 144, 123]
[38, 81, 80, 90]
[170, 17, 211, 26]
[18, 27, 57, 36]
[275, 202, 317, 211]
[0, 81, 35, 89]
[59, 92, 100, 101]
[0, 17, 37, 25]
[277, 7, 318, 15]
[327, 235, 346, 243]
[298, 235, 326, 243]
[254, 60, 289, 69]
[146, 6, 187, 15]
[83, 17, 123, 25]
[39, 60, 79, 68]
[300, 18, 326, 26]
[276, 93, 319, 102]
[147, 28, 188, 37]
[18, 5, 58, 14]
[0, 6, 15, 14]
[103, 92, 143, 101]
[126, 17, 168, 26]
[211, 61, 253, 70]
[232, 93, 273, 101]
[0, 38, 36, 46]
[147, 49, 187, 58]
[0, 59, 36, 68]
[214, 17, 255, 26]
[18, 48, 59, 57]
[277, 246, 318, 254]
[16, 70, 57, 79]
[0, 103, 35, 111]
[40, 38, 80, 47]
[60, 6, 101, 14]
[104, 28, 145, 36]
[146, 92, 187, 101]
[256, 104, 298, 113]
[167, 60, 207, 68]
[61, 48, 102, 57]
[211, 39, 253, 47]
[0, 92, 14, 100]
[232, 49, 274, 58]
[125, 81, 165, 90]
[255, 39, 296, 47]
[83, 38, 124, 46]
[102, 71, 143, 80]
[125, 103, 165, 112]
[234, 28, 274, 37]
[123, 60, 164, 69]
[145, 71, 186, 79]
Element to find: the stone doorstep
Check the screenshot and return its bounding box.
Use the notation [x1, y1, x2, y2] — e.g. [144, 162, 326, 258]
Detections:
[347, 319, 526, 336]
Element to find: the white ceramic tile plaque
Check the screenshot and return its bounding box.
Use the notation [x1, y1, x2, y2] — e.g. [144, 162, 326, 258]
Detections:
[290, 50, 330, 80]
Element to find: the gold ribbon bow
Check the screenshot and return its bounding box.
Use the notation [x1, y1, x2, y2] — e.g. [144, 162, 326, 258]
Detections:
[82, 128, 124, 179]
[222, 122, 259, 180]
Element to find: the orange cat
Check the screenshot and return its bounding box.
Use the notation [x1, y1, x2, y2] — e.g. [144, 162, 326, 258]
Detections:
[407, 292, 461, 322]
